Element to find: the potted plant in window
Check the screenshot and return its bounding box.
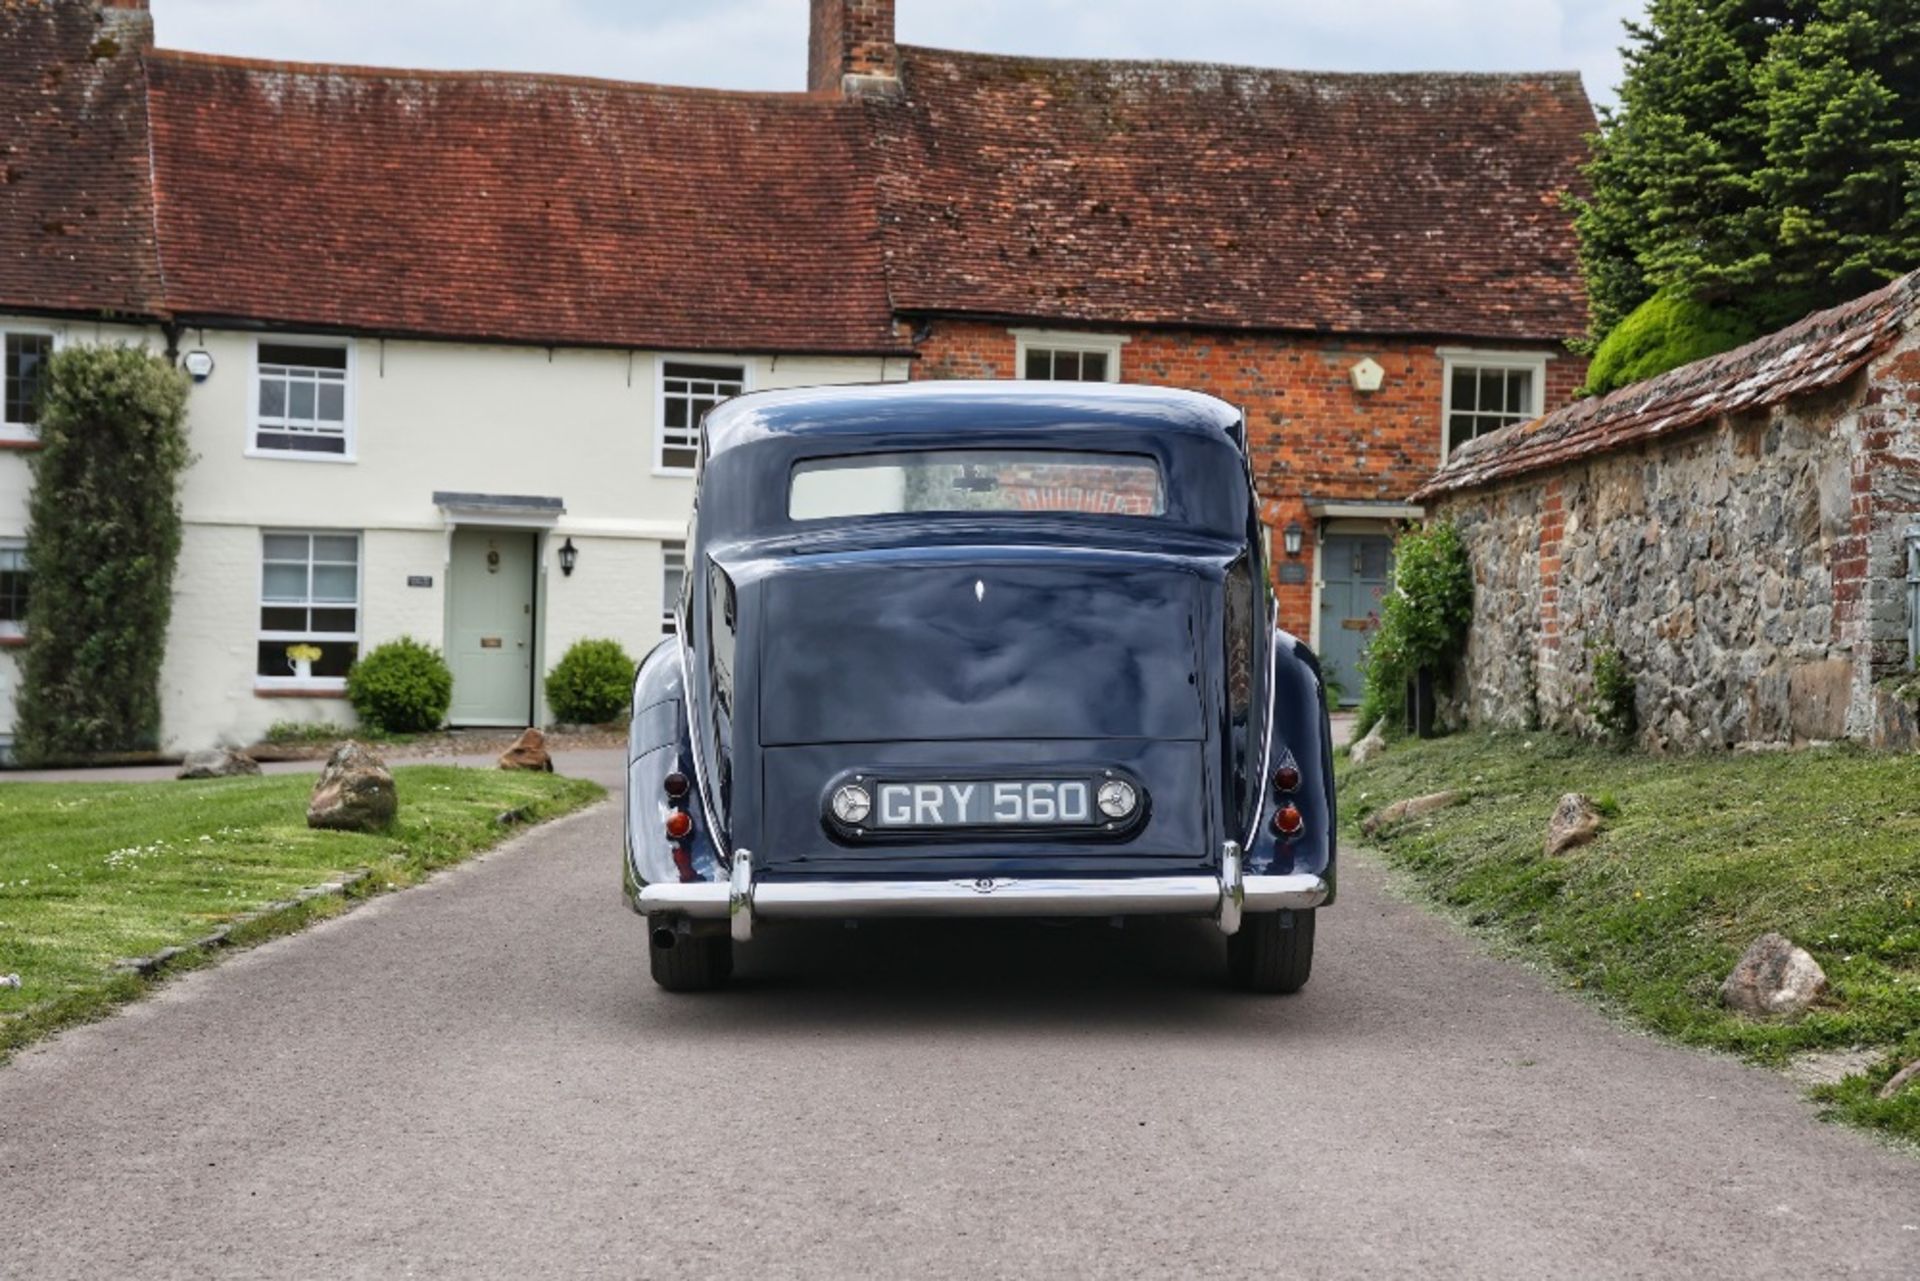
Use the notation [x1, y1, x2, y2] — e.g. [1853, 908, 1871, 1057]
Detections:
[285, 643, 322, 682]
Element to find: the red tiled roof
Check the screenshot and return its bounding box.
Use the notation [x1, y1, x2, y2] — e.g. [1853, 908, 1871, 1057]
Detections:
[865, 47, 1594, 341]
[1414, 271, 1920, 500]
[0, 2, 164, 317]
[144, 50, 904, 353]
[2, 6, 1594, 351]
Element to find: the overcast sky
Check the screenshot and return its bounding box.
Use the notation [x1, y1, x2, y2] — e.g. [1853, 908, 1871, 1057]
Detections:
[147, 1, 1642, 109]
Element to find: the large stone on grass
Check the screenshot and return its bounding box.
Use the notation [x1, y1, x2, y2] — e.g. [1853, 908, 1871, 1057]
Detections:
[1349, 720, 1388, 766]
[1361, 790, 1460, 837]
[497, 727, 553, 772]
[307, 742, 398, 832]
[177, 747, 261, 780]
[1544, 793, 1603, 856]
[1720, 933, 1827, 1018]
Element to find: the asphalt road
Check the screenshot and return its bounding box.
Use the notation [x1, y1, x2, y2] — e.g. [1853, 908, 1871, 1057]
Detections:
[2, 753, 1916, 1278]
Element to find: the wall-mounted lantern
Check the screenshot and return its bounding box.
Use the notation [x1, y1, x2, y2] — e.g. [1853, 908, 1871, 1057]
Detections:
[1282, 521, 1304, 558]
[558, 537, 579, 577]
[1349, 357, 1384, 393]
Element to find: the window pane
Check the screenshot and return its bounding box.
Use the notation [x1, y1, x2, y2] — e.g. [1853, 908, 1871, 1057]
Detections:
[259, 343, 347, 371]
[1448, 414, 1476, 453]
[5, 333, 53, 426]
[1450, 368, 1476, 413]
[311, 564, 357, 603]
[263, 563, 309, 601]
[311, 535, 358, 563]
[1080, 351, 1109, 382]
[663, 445, 698, 471]
[663, 361, 745, 386]
[1024, 350, 1050, 380]
[1506, 370, 1532, 415]
[791, 450, 1165, 520]
[663, 398, 688, 429]
[263, 534, 308, 561]
[309, 607, 358, 634]
[288, 381, 315, 420]
[317, 382, 345, 422]
[258, 639, 356, 678]
[260, 606, 307, 632]
[0, 545, 27, 623]
[258, 378, 286, 419]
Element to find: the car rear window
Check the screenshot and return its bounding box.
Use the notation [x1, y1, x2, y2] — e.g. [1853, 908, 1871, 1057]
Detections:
[788, 450, 1166, 521]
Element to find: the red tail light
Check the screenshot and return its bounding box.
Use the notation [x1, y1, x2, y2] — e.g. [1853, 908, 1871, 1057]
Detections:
[1272, 803, 1303, 836]
[1272, 764, 1300, 793]
[663, 771, 690, 798]
[671, 844, 696, 883]
[665, 809, 693, 840]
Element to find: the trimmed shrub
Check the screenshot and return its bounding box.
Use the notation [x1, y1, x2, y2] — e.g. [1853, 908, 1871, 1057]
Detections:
[14, 345, 191, 764]
[1353, 523, 1474, 738]
[1583, 289, 1761, 396]
[544, 638, 636, 725]
[346, 638, 453, 734]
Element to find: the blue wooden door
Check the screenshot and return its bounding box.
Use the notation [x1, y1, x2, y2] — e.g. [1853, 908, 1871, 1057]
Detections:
[1317, 533, 1393, 706]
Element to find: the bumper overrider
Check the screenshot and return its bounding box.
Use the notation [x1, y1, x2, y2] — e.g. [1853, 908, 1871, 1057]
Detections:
[635, 842, 1329, 943]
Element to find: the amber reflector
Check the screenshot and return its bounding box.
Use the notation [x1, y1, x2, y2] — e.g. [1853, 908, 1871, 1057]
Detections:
[665, 809, 693, 840]
[1272, 765, 1301, 793]
[1272, 804, 1304, 836]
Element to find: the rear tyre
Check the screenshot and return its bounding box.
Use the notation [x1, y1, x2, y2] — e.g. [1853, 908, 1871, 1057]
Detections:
[649, 929, 734, 992]
[1228, 909, 1315, 994]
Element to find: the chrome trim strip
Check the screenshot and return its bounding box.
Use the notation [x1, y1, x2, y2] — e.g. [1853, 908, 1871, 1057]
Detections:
[1242, 601, 1282, 852]
[637, 871, 1328, 921]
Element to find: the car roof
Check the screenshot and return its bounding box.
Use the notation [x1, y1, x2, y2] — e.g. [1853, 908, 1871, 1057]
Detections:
[702, 380, 1245, 459]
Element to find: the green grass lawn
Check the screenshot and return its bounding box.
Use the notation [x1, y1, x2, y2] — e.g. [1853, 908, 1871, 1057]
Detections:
[1340, 730, 1920, 1144]
[0, 766, 602, 1058]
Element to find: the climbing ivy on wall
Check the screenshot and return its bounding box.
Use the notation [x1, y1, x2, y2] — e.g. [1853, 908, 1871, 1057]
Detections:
[14, 345, 190, 764]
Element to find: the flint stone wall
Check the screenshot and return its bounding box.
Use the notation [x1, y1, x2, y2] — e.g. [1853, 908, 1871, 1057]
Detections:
[1431, 331, 1920, 751]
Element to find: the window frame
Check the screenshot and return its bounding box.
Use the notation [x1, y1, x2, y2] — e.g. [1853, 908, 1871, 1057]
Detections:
[0, 537, 27, 640]
[2, 325, 61, 444]
[1011, 329, 1128, 383]
[255, 529, 363, 692]
[655, 355, 750, 477]
[661, 539, 686, 636]
[247, 336, 357, 464]
[1438, 348, 1549, 460]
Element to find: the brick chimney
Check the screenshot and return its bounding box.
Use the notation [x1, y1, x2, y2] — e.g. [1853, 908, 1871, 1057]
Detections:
[808, 0, 899, 96]
[97, 0, 154, 48]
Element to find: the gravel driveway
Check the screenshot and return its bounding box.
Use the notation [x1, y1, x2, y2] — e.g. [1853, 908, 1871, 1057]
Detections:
[1, 751, 1914, 1278]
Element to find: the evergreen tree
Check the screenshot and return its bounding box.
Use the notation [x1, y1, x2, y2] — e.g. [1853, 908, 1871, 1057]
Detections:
[1575, 0, 1794, 337]
[1576, 0, 1920, 383]
[1755, 0, 1920, 319]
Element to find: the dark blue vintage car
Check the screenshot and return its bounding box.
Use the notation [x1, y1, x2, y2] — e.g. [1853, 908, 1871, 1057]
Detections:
[624, 381, 1335, 991]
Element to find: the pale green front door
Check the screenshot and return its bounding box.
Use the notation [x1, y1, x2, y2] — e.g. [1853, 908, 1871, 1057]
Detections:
[447, 529, 537, 726]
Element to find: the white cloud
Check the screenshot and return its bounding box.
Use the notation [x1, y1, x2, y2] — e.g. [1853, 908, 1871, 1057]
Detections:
[148, 0, 1641, 106]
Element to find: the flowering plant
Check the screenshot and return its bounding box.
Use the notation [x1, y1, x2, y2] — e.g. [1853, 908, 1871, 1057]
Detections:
[285, 643, 324, 664]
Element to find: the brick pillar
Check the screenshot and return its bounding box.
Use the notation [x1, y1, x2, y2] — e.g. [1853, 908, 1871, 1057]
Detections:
[1537, 475, 1566, 710]
[808, 0, 898, 95]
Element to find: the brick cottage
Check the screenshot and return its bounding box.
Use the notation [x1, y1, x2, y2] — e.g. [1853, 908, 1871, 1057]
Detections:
[0, 0, 1591, 750]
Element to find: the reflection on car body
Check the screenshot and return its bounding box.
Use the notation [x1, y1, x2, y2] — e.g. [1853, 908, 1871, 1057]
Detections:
[623, 381, 1336, 992]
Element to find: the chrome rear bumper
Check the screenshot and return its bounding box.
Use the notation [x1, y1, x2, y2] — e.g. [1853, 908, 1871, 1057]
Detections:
[634, 843, 1327, 942]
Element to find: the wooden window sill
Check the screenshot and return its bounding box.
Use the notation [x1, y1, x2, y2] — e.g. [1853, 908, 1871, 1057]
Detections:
[253, 685, 349, 699]
[0, 437, 42, 452]
[0, 634, 25, 648]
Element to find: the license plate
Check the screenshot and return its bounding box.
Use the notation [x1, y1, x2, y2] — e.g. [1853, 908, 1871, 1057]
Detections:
[871, 778, 1094, 828]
